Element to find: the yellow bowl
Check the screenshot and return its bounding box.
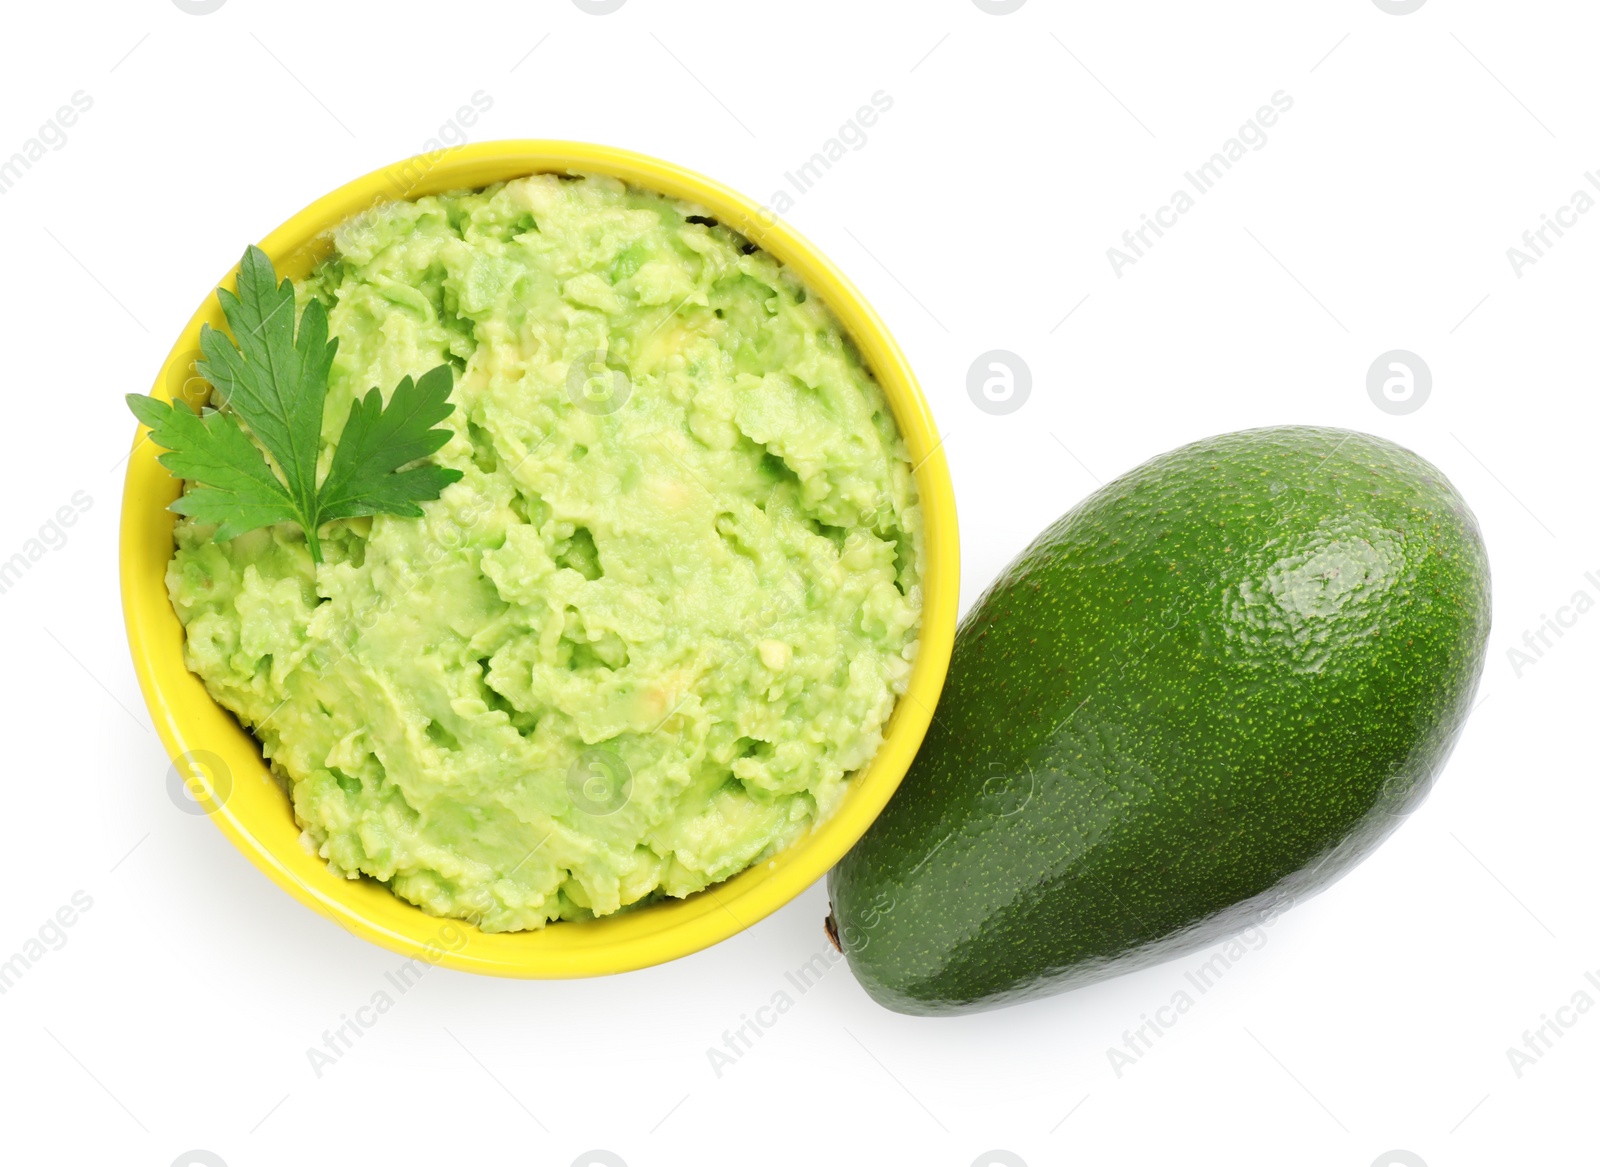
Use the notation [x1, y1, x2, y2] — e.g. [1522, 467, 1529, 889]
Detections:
[120, 141, 959, 977]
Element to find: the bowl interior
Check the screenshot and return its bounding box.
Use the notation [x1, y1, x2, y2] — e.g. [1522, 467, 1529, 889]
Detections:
[121, 140, 958, 977]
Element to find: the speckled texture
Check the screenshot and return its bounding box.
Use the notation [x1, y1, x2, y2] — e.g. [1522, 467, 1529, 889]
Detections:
[828, 426, 1491, 1015]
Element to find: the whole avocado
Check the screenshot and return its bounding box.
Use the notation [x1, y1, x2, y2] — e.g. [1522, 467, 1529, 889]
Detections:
[828, 426, 1491, 1015]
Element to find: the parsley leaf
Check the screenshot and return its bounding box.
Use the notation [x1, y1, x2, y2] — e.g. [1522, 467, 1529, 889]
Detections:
[127, 246, 463, 563]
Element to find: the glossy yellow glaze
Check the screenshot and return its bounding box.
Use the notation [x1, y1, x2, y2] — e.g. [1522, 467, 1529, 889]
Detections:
[120, 141, 958, 977]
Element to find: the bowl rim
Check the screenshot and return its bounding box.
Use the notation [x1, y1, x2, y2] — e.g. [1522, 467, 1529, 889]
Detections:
[120, 139, 959, 978]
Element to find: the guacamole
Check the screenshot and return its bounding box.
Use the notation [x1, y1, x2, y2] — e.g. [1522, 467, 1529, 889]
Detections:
[166, 175, 923, 931]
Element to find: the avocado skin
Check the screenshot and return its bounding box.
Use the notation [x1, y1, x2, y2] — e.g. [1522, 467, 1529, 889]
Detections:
[829, 427, 1491, 1015]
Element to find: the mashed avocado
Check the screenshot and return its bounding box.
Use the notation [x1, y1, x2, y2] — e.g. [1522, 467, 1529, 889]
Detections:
[166, 174, 923, 931]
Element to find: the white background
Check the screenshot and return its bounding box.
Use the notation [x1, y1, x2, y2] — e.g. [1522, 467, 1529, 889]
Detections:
[0, 1, 1594, 1164]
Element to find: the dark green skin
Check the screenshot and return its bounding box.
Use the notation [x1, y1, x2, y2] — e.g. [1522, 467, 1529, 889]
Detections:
[829, 427, 1491, 1015]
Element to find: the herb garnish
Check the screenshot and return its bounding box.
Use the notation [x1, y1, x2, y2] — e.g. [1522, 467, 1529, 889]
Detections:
[127, 245, 462, 563]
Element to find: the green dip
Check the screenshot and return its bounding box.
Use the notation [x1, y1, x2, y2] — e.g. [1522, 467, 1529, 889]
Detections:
[166, 174, 923, 931]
